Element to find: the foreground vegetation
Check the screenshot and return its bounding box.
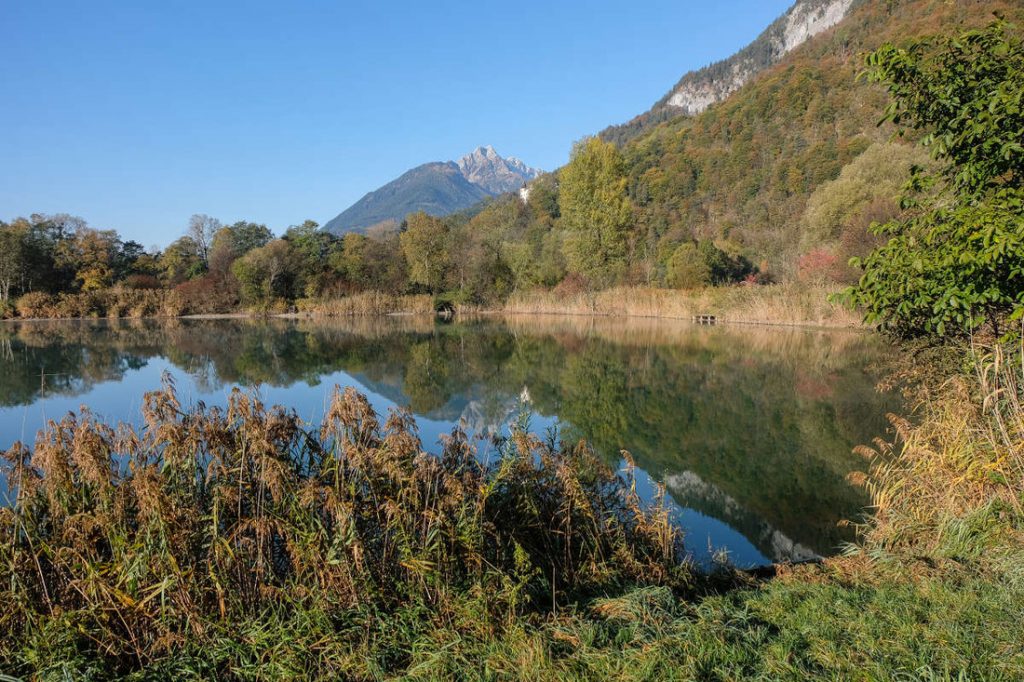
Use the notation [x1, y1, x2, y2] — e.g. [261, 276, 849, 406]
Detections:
[0, 381, 695, 678]
[0, 337, 1022, 679]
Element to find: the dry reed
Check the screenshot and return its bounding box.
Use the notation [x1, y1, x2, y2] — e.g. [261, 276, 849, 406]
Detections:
[0, 379, 690, 674]
[502, 284, 863, 328]
[294, 292, 434, 317]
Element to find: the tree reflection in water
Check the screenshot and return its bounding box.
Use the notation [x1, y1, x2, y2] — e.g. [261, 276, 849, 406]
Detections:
[0, 316, 899, 567]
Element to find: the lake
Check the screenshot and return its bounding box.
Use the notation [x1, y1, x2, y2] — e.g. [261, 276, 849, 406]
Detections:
[0, 315, 899, 568]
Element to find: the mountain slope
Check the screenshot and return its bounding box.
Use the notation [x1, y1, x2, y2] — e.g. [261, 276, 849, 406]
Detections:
[324, 148, 541, 235]
[602, 0, 860, 146]
[613, 0, 1024, 274]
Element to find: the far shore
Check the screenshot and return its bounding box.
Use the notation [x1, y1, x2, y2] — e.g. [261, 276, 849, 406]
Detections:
[2, 283, 867, 331]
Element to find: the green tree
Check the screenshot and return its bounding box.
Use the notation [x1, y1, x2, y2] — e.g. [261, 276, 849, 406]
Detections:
[284, 220, 337, 297]
[846, 20, 1024, 336]
[665, 243, 710, 289]
[0, 223, 29, 302]
[400, 212, 452, 292]
[232, 239, 297, 304]
[801, 142, 933, 249]
[160, 237, 203, 285]
[559, 137, 633, 285]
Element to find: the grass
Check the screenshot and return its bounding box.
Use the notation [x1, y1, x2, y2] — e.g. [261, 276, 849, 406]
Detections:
[5, 283, 860, 327]
[502, 283, 863, 328]
[1, 333, 1022, 679]
[294, 292, 434, 317]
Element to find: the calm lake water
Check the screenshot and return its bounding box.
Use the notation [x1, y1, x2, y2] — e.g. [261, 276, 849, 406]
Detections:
[0, 315, 899, 568]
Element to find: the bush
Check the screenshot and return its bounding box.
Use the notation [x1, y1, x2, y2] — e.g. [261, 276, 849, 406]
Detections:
[666, 243, 711, 289]
[797, 248, 844, 283]
[14, 291, 54, 318]
[846, 21, 1024, 337]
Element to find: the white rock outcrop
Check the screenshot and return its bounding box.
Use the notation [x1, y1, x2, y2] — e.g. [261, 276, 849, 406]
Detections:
[666, 0, 854, 115]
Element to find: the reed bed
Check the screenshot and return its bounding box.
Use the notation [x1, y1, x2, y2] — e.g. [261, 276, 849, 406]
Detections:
[851, 336, 1024, 582]
[502, 284, 863, 328]
[294, 292, 434, 317]
[0, 379, 689, 677]
[12, 289, 176, 320]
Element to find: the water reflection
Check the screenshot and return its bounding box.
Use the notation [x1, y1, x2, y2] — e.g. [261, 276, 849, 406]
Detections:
[0, 316, 899, 568]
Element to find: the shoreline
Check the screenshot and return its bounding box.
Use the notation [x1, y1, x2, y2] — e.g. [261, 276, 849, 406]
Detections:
[2, 284, 869, 332]
[0, 309, 868, 331]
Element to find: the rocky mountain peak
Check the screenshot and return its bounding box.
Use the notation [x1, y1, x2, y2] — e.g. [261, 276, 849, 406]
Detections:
[457, 146, 542, 195]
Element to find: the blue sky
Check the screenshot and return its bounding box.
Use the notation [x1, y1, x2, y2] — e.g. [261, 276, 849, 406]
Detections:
[1, 0, 793, 246]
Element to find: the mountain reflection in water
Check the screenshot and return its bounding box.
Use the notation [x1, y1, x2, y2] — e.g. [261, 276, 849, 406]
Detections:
[0, 316, 899, 568]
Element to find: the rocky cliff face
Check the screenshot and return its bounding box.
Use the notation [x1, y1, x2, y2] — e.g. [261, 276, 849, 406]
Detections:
[602, 0, 858, 143]
[456, 145, 542, 194]
[665, 0, 855, 115]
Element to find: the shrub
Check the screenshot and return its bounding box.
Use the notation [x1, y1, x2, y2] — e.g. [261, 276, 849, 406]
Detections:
[846, 21, 1024, 337]
[666, 243, 711, 289]
[14, 291, 54, 318]
[797, 248, 844, 283]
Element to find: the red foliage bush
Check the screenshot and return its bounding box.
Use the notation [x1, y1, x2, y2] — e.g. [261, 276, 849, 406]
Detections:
[797, 248, 843, 283]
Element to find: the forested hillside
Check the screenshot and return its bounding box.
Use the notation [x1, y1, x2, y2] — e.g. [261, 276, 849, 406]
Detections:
[613, 0, 1023, 280]
[601, 0, 861, 145]
[427, 0, 1020, 296]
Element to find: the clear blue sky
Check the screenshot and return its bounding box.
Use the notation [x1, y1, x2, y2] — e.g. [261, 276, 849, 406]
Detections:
[1, 0, 793, 247]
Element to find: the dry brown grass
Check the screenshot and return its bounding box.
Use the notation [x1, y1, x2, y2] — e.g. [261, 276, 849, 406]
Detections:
[295, 292, 434, 317]
[849, 338, 1024, 573]
[0, 380, 690, 673]
[502, 284, 863, 328]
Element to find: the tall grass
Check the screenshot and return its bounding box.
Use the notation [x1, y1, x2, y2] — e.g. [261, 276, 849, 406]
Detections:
[294, 292, 434, 317]
[852, 336, 1024, 582]
[0, 379, 689, 677]
[503, 283, 863, 328]
[12, 289, 173, 320]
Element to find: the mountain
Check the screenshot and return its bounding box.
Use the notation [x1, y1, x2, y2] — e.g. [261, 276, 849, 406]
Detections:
[323, 147, 541, 235]
[601, 0, 859, 145]
[450, 0, 1022, 291]
[456, 145, 541, 194]
[597, 0, 1023, 273]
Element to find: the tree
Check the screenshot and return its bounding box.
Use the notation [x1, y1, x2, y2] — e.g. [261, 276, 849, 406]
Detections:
[226, 221, 274, 255]
[559, 137, 633, 285]
[329, 233, 369, 288]
[232, 239, 297, 304]
[801, 142, 933, 249]
[665, 243, 710, 289]
[160, 237, 203, 285]
[400, 212, 452, 292]
[54, 226, 120, 291]
[284, 220, 338, 297]
[845, 20, 1024, 336]
[187, 214, 222, 268]
[0, 223, 28, 302]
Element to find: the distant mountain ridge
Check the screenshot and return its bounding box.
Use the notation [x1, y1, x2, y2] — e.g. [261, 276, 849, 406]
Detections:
[601, 0, 859, 145]
[323, 146, 541, 235]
